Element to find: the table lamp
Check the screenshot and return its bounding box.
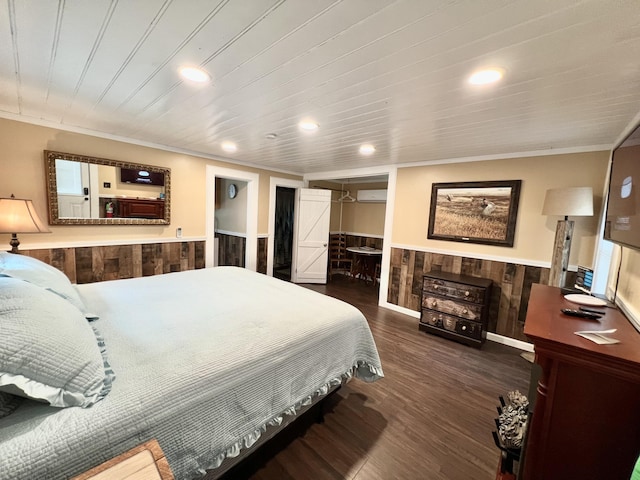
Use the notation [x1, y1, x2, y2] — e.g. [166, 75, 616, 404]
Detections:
[542, 187, 593, 287]
[0, 194, 50, 253]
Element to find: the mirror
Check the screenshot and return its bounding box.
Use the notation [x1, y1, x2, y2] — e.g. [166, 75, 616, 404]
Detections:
[44, 150, 171, 225]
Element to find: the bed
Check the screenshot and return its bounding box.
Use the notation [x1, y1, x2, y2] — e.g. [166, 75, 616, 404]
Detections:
[0, 252, 383, 479]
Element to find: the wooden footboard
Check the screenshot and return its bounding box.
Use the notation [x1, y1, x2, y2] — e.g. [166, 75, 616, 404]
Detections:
[71, 439, 174, 480]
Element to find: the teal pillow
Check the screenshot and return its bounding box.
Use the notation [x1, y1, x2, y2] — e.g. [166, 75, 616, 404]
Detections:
[0, 251, 86, 313]
[0, 277, 114, 408]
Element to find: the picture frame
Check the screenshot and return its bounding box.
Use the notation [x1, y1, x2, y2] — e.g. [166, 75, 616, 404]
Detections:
[427, 180, 522, 247]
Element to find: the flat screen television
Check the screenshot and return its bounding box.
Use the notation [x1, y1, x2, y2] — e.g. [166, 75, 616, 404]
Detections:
[604, 122, 640, 250]
[120, 167, 164, 186]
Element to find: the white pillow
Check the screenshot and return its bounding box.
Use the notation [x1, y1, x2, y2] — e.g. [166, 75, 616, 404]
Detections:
[0, 276, 114, 408]
[0, 251, 87, 313]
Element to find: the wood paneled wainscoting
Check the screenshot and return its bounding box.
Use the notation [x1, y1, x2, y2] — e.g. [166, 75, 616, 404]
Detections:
[214, 233, 267, 274]
[24, 240, 205, 284]
[387, 247, 562, 342]
[215, 232, 245, 267]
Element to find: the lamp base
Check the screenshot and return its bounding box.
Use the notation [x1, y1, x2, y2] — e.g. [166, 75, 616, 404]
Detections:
[9, 233, 20, 254]
[549, 220, 574, 287]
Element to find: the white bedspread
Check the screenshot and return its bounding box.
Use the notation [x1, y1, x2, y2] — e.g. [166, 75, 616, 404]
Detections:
[0, 267, 383, 479]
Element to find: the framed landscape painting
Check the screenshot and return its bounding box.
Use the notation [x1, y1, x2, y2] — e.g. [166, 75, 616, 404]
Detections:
[427, 180, 522, 247]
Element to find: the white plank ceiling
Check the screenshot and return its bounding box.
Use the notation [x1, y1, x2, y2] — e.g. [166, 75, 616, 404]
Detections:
[1, 0, 639, 174]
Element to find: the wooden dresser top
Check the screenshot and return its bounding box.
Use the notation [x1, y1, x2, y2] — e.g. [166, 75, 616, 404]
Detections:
[524, 283, 640, 379]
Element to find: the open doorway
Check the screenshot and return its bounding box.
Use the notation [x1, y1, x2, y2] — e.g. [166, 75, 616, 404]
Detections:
[267, 177, 305, 277]
[214, 177, 248, 267]
[205, 165, 258, 270]
[307, 174, 390, 303]
[309, 175, 388, 282]
[273, 186, 295, 280]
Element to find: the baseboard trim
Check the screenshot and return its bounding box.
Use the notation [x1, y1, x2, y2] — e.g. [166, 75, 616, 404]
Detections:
[486, 332, 534, 352]
[380, 301, 533, 351]
[380, 301, 420, 318]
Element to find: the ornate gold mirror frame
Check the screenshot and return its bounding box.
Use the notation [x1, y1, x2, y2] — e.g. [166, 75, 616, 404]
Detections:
[44, 150, 171, 225]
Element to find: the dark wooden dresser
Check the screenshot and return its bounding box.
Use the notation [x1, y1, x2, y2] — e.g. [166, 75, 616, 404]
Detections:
[118, 198, 165, 219]
[522, 284, 640, 480]
[419, 271, 492, 348]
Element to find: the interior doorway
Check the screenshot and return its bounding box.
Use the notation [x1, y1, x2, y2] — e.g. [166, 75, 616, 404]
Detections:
[273, 186, 295, 281]
[214, 177, 248, 267]
[267, 177, 305, 277]
[305, 169, 395, 307]
[310, 177, 388, 287]
[205, 165, 258, 270]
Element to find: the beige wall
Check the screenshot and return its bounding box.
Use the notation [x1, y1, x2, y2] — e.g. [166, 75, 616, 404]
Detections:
[393, 151, 610, 267]
[339, 182, 387, 236]
[309, 180, 387, 236]
[0, 118, 300, 248]
[215, 178, 247, 234]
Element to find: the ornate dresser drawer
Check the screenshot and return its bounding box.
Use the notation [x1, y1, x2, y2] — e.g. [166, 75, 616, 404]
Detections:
[419, 271, 492, 348]
[422, 277, 486, 303]
[421, 294, 483, 321]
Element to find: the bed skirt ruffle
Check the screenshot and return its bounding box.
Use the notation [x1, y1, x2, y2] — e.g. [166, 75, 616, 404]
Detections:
[195, 360, 384, 477]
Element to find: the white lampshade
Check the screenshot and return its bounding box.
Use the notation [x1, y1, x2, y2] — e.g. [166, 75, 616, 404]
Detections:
[0, 195, 50, 253]
[0, 196, 50, 233]
[542, 187, 594, 217]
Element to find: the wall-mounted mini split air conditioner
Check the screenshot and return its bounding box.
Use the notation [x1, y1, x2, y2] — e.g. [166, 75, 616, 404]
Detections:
[356, 189, 387, 202]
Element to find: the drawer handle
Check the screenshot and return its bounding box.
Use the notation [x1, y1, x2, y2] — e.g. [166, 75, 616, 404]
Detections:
[462, 308, 468, 314]
[431, 301, 437, 308]
[434, 285, 439, 289]
[462, 325, 467, 331]
[464, 291, 470, 297]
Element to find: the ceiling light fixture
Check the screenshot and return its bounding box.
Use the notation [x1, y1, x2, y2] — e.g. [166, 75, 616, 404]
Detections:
[179, 66, 211, 83]
[359, 144, 376, 155]
[265, 133, 278, 140]
[468, 68, 504, 85]
[221, 141, 237, 153]
[299, 120, 319, 132]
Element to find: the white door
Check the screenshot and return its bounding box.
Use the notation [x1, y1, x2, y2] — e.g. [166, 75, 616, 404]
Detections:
[291, 188, 331, 284]
[56, 159, 90, 218]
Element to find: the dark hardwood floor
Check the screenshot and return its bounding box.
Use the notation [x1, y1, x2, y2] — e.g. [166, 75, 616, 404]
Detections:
[249, 275, 532, 480]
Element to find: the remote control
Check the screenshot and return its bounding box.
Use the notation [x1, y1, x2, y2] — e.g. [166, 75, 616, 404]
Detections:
[561, 308, 602, 320]
[579, 306, 606, 315]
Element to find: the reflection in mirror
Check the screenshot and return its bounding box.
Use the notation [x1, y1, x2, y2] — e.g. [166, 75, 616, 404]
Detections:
[45, 151, 171, 225]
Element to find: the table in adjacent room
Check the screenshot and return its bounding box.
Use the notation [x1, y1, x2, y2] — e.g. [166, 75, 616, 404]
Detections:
[346, 246, 382, 284]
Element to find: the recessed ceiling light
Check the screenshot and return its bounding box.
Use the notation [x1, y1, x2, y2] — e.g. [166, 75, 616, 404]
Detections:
[359, 144, 376, 155]
[468, 68, 504, 85]
[221, 141, 237, 153]
[179, 66, 211, 83]
[299, 120, 319, 132]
